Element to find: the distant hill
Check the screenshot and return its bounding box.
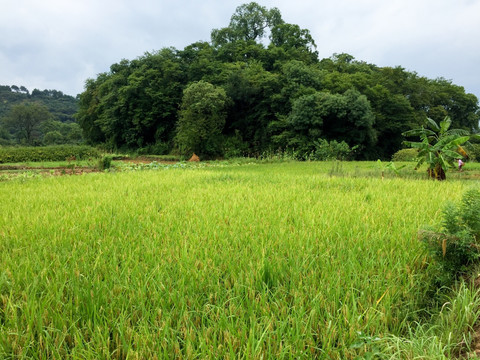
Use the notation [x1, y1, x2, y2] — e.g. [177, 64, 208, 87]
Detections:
[0, 85, 78, 122]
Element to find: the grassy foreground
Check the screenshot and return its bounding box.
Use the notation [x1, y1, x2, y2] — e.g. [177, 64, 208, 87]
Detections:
[0, 161, 478, 359]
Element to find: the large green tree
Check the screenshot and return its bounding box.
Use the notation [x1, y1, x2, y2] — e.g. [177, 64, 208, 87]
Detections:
[211, 2, 283, 46]
[175, 81, 229, 157]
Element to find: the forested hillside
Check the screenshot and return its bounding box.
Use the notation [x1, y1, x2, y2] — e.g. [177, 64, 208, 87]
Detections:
[0, 85, 81, 146]
[77, 2, 480, 159]
[0, 86, 78, 122]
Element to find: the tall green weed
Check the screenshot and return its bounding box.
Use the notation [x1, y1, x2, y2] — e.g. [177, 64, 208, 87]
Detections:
[421, 187, 480, 283]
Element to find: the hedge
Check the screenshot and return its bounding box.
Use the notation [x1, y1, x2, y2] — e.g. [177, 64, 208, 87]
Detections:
[0, 145, 101, 163]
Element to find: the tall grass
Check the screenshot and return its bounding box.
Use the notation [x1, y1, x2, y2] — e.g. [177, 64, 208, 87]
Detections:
[0, 162, 475, 358]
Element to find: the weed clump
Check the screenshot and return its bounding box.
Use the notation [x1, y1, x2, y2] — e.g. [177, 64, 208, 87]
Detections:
[421, 188, 480, 283]
[98, 155, 112, 170]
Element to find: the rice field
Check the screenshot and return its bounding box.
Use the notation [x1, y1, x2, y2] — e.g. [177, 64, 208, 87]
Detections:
[0, 161, 478, 359]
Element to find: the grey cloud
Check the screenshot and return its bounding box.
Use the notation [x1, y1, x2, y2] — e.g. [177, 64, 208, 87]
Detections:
[0, 0, 479, 99]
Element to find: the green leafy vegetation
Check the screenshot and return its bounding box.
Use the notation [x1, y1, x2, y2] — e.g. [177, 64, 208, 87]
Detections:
[1, 102, 51, 145]
[75, 2, 480, 159]
[98, 155, 113, 170]
[403, 116, 473, 180]
[0, 86, 80, 146]
[175, 81, 229, 158]
[0, 145, 100, 163]
[392, 148, 419, 162]
[421, 187, 480, 282]
[0, 86, 77, 121]
[312, 139, 357, 161]
[467, 143, 480, 161]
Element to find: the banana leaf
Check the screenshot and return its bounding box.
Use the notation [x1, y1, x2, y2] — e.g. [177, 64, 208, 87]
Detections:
[402, 128, 436, 137]
[439, 117, 452, 134]
[433, 135, 469, 151]
[426, 117, 440, 132]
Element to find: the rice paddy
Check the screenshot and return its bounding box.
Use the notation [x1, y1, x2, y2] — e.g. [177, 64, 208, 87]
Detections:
[0, 161, 478, 359]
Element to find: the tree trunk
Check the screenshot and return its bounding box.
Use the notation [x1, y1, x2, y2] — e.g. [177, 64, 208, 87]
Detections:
[427, 164, 446, 180]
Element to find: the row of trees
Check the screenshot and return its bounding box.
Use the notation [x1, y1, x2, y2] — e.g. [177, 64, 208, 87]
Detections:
[73, 2, 479, 159]
[0, 86, 82, 146]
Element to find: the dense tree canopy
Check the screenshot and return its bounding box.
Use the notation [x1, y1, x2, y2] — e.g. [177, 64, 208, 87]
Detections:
[77, 48, 185, 150]
[76, 2, 480, 159]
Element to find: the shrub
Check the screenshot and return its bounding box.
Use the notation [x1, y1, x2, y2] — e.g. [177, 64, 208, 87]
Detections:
[43, 131, 65, 145]
[98, 155, 113, 170]
[421, 188, 480, 282]
[392, 148, 419, 162]
[312, 139, 357, 161]
[0, 145, 101, 163]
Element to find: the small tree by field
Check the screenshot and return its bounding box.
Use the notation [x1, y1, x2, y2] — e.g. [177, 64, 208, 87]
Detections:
[2, 102, 51, 145]
[175, 81, 229, 158]
[402, 116, 471, 180]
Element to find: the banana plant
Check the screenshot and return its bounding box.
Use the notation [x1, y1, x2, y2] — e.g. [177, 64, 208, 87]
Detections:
[402, 116, 470, 180]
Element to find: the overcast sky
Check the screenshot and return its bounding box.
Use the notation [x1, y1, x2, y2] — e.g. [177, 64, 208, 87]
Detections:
[1, 0, 479, 101]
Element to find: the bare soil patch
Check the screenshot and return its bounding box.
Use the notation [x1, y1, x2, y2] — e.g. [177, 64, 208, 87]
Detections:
[0, 165, 101, 177]
[0, 156, 181, 178]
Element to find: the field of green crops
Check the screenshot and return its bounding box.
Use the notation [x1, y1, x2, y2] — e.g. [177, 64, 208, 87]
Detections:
[1, 161, 479, 359]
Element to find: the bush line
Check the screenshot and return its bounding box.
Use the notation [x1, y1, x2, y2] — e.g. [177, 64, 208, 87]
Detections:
[0, 145, 101, 163]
